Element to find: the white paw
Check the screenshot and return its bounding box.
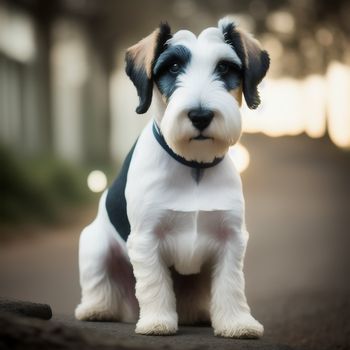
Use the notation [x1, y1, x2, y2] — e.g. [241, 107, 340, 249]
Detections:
[75, 303, 119, 321]
[136, 315, 178, 335]
[213, 314, 264, 339]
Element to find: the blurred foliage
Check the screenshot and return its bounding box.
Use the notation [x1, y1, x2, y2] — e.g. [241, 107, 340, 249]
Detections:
[0, 146, 93, 224]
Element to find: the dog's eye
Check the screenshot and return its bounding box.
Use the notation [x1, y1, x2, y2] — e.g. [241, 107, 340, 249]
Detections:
[216, 62, 230, 75]
[169, 63, 180, 74]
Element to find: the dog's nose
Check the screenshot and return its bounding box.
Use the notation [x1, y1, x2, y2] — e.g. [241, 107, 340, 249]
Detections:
[188, 109, 214, 131]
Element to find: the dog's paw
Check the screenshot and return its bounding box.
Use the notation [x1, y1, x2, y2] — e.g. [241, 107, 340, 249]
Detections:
[136, 315, 178, 335]
[75, 303, 118, 321]
[213, 314, 264, 339]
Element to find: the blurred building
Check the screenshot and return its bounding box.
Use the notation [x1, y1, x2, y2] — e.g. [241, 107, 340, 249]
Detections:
[0, 0, 110, 163]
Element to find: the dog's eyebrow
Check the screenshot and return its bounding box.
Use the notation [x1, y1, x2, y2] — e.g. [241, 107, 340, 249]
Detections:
[153, 45, 191, 75]
[217, 50, 242, 68]
[217, 57, 242, 71]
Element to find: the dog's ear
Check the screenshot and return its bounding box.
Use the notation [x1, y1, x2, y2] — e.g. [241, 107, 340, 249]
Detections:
[219, 19, 270, 109]
[125, 23, 172, 114]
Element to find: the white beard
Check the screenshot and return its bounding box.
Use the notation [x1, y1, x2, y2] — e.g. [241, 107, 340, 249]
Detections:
[157, 83, 241, 162]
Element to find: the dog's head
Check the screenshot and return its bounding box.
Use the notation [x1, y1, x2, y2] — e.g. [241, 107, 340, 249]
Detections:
[125, 18, 270, 162]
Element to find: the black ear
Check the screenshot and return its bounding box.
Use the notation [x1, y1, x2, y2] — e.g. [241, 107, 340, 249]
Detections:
[219, 19, 270, 109]
[125, 23, 172, 114]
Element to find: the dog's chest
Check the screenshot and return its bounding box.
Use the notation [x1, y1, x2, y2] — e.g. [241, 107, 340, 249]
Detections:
[125, 122, 244, 216]
[123, 121, 245, 275]
[158, 209, 242, 275]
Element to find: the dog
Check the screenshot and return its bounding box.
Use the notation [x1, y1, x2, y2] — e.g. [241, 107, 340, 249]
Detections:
[75, 18, 270, 338]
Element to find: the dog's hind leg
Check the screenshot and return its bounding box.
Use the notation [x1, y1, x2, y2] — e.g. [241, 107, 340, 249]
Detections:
[75, 192, 138, 323]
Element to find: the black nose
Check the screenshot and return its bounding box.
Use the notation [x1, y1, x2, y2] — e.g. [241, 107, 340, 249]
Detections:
[188, 109, 214, 131]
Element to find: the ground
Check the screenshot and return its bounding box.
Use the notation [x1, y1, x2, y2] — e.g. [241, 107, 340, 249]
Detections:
[0, 134, 349, 350]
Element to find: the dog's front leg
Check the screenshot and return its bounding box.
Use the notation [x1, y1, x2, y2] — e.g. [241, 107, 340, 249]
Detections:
[210, 229, 264, 338]
[127, 232, 178, 335]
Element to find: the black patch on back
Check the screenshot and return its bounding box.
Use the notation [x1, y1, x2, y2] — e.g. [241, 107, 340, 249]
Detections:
[125, 23, 172, 114]
[106, 142, 137, 241]
[221, 22, 270, 109]
[153, 45, 191, 99]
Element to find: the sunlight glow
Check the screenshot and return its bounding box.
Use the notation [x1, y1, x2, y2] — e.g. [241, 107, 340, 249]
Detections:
[242, 78, 306, 137]
[302, 75, 327, 139]
[241, 63, 350, 149]
[327, 62, 350, 148]
[87, 170, 107, 193]
[229, 144, 250, 173]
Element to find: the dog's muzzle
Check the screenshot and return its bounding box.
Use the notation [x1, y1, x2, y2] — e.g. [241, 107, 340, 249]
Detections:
[188, 108, 214, 131]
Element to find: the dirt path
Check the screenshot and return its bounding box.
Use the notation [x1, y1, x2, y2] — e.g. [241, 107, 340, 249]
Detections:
[0, 209, 95, 314]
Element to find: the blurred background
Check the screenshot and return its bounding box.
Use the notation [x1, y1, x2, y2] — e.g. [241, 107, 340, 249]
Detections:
[0, 0, 349, 348]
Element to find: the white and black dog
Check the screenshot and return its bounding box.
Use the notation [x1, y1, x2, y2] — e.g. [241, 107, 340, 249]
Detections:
[75, 18, 270, 338]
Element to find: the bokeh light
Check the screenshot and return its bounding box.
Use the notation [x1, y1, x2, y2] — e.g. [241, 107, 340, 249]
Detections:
[87, 170, 107, 193]
[229, 143, 250, 173]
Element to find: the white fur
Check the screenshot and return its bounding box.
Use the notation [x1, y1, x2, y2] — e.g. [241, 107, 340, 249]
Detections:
[75, 191, 138, 323]
[76, 23, 263, 338]
[159, 27, 242, 163]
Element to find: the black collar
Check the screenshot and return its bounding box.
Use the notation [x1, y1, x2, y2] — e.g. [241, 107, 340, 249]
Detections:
[152, 121, 224, 169]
